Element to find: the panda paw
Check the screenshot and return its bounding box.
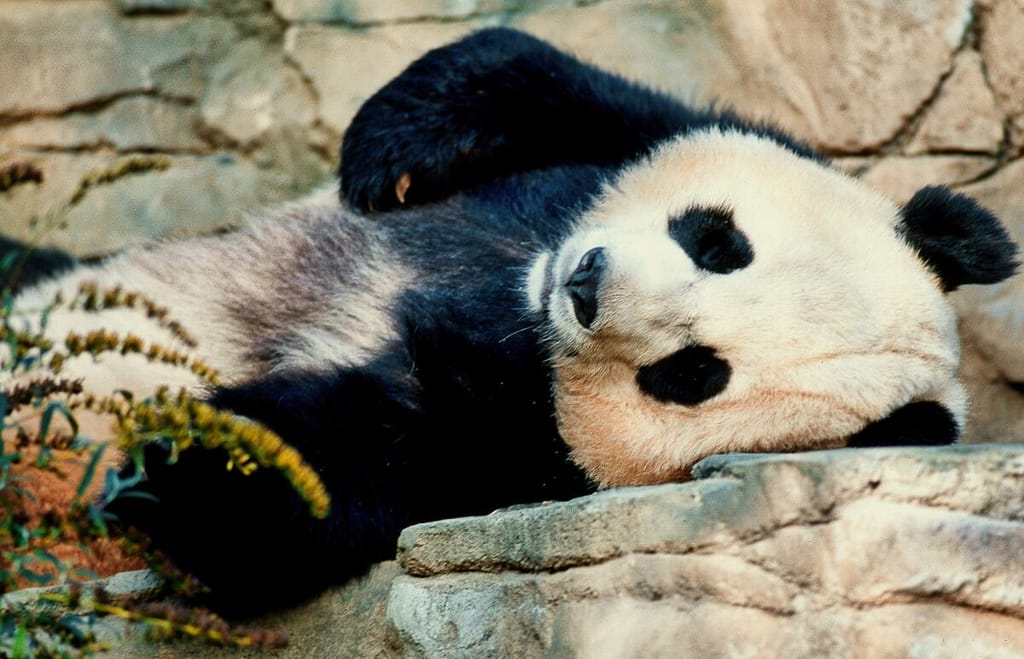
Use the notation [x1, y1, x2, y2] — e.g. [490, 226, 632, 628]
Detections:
[340, 28, 591, 212]
[339, 29, 541, 211]
[846, 401, 959, 447]
[340, 110, 477, 212]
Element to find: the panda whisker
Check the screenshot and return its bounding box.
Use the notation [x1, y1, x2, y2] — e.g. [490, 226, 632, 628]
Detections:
[499, 324, 539, 344]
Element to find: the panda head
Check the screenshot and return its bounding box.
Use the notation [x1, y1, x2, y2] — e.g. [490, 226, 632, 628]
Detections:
[527, 129, 1019, 488]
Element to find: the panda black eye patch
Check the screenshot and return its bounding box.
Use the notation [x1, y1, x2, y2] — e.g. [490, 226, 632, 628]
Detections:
[668, 205, 754, 274]
[635, 345, 732, 406]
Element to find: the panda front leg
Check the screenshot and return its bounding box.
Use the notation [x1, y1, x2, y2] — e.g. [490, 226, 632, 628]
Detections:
[340, 27, 733, 212]
[104, 364, 421, 616]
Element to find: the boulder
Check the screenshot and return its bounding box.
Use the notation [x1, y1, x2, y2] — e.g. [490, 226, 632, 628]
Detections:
[391, 446, 1024, 658]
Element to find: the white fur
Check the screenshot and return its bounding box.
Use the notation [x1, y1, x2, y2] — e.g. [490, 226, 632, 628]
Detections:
[535, 130, 965, 486]
[4, 189, 411, 399]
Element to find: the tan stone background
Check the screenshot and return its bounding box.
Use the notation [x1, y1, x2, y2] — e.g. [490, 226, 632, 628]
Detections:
[2, 0, 1023, 440]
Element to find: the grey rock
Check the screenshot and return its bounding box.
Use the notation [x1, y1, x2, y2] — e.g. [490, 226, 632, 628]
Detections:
[978, 0, 1024, 153]
[115, 0, 210, 11]
[284, 23, 476, 135]
[272, 0, 571, 24]
[0, 97, 204, 152]
[390, 446, 1024, 658]
[857, 155, 997, 203]
[2, 570, 165, 651]
[0, 152, 313, 257]
[0, 3, 237, 116]
[200, 40, 317, 145]
[904, 49, 1004, 156]
[98, 563, 401, 657]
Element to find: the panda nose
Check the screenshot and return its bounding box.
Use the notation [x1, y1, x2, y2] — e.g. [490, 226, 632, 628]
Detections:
[566, 247, 606, 328]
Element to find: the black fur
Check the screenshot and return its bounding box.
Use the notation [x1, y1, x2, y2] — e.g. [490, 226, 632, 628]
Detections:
[0, 237, 77, 293]
[635, 345, 732, 406]
[98, 28, 1007, 615]
[340, 28, 819, 212]
[899, 185, 1020, 292]
[669, 205, 754, 274]
[108, 182, 598, 615]
[845, 401, 960, 447]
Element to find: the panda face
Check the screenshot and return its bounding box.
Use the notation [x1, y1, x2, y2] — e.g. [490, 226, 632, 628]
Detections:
[527, 129, 966, 487]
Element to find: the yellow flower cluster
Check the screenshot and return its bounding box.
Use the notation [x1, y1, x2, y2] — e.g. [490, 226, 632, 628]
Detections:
[117, 388, 331, 519]
[0, 326, 55, 364]
[55, 327, 220, 386]
[70, 282, 198, 348]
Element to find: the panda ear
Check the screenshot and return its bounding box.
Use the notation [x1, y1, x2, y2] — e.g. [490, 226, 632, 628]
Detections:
[898, 185, 1019, 292]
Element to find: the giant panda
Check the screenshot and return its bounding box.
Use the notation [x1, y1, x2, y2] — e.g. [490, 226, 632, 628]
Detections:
[3, 28, 1018, 614]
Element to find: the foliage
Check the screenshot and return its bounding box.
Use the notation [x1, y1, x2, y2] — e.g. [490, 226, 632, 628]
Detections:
[0, 236, 329, 655]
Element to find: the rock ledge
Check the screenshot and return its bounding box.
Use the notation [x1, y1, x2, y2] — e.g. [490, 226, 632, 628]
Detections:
[390, 445, 1024, 658]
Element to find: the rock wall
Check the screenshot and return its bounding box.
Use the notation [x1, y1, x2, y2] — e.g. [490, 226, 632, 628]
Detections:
[3, 1, 1024, 655]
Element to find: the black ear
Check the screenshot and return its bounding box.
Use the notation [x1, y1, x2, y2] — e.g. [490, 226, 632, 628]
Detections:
[898, 185, 1019, 292]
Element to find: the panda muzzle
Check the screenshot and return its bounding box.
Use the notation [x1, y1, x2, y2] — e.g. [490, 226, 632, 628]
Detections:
[566, 247, 606, 329]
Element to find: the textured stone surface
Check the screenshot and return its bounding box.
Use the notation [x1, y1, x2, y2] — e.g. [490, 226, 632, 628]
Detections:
[905, 49, 1004, 155]
[0, 97, 204, 152]
[272, 0, 571, 23]
[200, 39, 317, 145]
[391, 447, 1024, 657]
[0, 2, 236, 116]
[284, 22, 474, 135]
[100, 563, 403, 658]
[858, 155, 996, 202]
[706, 0, 973, 151]
[0, 152, 311, 255]
[978, 0, 1024, 153]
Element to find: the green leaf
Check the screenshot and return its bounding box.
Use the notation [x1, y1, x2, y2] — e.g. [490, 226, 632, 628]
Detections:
[74, 444, 106, 501]
[37, 400, 79, 446]
[4, 327, 17, 373]
[16, 567, 53, 586]
[30, 549, 64, 570]
[110, 490, 158, 503]
[71, 567, 99, 581]
[0, 251, 18, 276]
[11, 622, 28, 659]
[85, 503, 108, 537]
[12, 523, 29, 548]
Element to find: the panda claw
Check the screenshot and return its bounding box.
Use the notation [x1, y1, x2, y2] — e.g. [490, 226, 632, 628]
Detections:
[395, 172, 412, 205]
